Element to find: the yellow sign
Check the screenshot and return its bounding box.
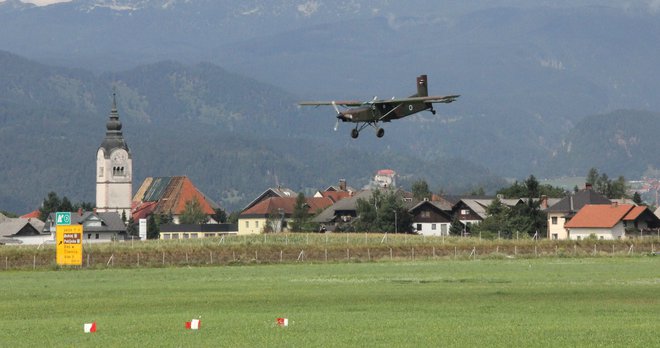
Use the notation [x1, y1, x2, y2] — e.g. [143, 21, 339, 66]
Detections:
[56, 225, 83, 266]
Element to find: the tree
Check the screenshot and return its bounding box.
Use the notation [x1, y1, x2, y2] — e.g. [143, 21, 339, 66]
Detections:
[146, 214, 159, 239]
[212, 208, 227, 223]
[411, 179, 432, 201]
[632, 191, 643, 205]
[290, 192, 309, 232]
[39, 191, 61, 221]
[497, 175, 566, 199]
[449, 215, 464, 236]
[126, 217, 138, 237]
[179, 197, 208, 224]
[354, 190, 412, 233]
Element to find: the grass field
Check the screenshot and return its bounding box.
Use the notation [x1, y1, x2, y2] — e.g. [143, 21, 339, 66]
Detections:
[0, 258, 658, 347]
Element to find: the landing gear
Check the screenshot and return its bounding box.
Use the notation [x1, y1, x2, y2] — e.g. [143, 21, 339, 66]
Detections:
[376, 128, 385, 138]
[351, 128, 359, 139]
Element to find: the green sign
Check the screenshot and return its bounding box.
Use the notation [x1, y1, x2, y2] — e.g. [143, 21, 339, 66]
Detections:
[55, 212, 71, 225]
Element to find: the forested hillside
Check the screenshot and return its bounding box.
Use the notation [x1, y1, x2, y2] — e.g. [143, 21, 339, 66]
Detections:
[0, 51, 505, 214]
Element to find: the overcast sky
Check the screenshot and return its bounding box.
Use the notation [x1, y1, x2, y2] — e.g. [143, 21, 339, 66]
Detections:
[1, 0, 71, 5]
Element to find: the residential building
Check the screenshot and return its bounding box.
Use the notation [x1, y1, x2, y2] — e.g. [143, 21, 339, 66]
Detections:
[409, 200, 453, 236]
[159, 223, 237, 240]
[545, 185, 610, 240]
[564, 203, 660, 240]
[44, 210, 127, 243]
[132, 176, 219, 223]
[0, 217, 48, 245]
[239, 196, 333, 235]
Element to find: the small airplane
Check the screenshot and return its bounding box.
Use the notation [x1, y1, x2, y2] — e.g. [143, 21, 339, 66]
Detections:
[298, 75, 459, 138]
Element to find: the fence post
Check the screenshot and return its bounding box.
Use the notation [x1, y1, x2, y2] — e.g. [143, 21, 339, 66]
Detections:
[390, 248, 393, 260]
[210, 251, 213, 264]
[33, 255, 36, 270]
[368, 248, 371, 261]
[137, 253, 140, 267]
[5, 256, 7, 270]
[162, 251, 165, 265]
[433, 246, 436, 258]
[346, 248, 350, 260]
[255, 250, 258, 262]
[325, 248, 328, 262]
[280, 250, 283, 262]
[412, 247, 415, 261]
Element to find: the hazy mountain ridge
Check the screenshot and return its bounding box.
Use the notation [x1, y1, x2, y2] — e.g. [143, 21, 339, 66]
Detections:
[2, 1, 660, 212]
[0, 52, 505, 214]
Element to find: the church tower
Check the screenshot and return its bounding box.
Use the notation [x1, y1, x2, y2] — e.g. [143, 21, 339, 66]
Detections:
[96, 93, 132, 219]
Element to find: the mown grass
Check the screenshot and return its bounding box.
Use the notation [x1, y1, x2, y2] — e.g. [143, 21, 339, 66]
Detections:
[0, 257, 657, 347]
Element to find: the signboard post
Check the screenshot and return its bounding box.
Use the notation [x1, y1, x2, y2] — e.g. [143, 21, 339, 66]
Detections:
[55, 212, 82, 266]
[139, 218, 147, 240]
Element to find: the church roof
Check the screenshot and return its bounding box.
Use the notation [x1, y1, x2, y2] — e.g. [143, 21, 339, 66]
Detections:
[132, 176, 219, 219]
[99, 93, 130, 158]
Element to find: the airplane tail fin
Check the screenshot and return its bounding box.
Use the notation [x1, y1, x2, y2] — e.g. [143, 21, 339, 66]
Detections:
[416, 75, 428, 97]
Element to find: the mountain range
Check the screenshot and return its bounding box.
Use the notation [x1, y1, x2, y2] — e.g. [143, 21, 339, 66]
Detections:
[1, 0, 660, 213]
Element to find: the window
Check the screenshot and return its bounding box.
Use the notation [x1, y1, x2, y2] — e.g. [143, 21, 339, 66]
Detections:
[183, 233, 189, 239]
[87, 234, 92, 239]
[431, 224, 436, 230]
[551, 217, 558, 225]
[191, 233, 198, 239]
[245, 221, 249, 228]
[461, 209, 470, 215]
[552, 233, 558, 240]
[441, 224, 448, 235]
[421, 211, 430, 218]
[95, 234, 99, 239]
[172, 234, 179, 239]
[256, 221, 259, 228]
[416, 224, 422, 231]
[164, 234, 171, 240]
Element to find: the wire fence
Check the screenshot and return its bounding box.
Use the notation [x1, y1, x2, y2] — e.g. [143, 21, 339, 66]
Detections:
[1, 234, 658, 271]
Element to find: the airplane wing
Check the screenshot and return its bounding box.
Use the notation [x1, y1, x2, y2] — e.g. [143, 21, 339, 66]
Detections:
[298, 100, 365, 107]
[377, 95, 461, 104]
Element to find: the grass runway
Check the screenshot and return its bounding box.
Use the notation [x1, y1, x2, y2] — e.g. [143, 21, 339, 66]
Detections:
[0, 257, 658, 347]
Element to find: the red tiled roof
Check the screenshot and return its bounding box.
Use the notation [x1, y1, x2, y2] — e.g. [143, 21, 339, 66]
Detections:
[564, 204, 635, 228]
[20, 210, 40, 219]
[241, 197, 333, 216]
[623, 206, 646, 221]
[320, 191, 352, 202]
[132, 176, 217, 217]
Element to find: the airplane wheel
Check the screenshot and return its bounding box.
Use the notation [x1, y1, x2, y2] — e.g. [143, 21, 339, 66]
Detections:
[351, 129, 359, 139]
[376, 128, 385, 138]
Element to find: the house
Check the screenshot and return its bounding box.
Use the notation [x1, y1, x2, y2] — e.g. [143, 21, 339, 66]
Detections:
[44, 210, 127, 243]
[448, 197, 525, 226]
[239, 196, 334, 234]
[314, 179, 355, 202]
[243, 186, 298, 211]
[132, 176, 220, 223]
[0, 217, 48, 245]
[313, 189, 415, 230]
[545, 185, 611, 240]
[408, 200, 453, 236]
[159, 223, 237, 240]
[564, 203, 660, 240]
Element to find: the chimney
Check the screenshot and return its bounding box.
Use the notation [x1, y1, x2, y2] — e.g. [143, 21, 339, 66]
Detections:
[78, 208, 83, 216]
[585, 183, 593, 191]
[339, 179, 347, 191]
[612, 201, 619, 207]
[540, 195, 548, 209]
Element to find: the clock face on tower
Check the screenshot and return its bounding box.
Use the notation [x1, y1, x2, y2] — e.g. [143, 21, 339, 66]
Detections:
[111, 151, 127, 165]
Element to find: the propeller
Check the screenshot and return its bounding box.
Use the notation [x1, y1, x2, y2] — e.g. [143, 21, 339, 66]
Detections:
[332, 101, 341, 131]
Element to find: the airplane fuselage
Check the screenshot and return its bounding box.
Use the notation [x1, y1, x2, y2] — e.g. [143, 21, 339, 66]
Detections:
[338, 101, 433, 123]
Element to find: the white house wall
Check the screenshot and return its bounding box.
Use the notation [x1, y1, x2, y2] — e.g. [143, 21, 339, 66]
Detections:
[568, 223, 626, 240]
[414, 222, 450, 236]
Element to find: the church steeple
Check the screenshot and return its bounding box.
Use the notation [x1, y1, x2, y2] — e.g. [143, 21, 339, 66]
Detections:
[100, 92, 130, 158]
[96, 91, 133, 219]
